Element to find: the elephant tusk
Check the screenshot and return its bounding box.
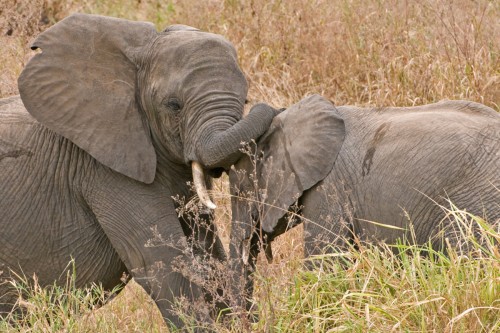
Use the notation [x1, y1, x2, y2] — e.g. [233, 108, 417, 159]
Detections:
[191, 161, 217, 209]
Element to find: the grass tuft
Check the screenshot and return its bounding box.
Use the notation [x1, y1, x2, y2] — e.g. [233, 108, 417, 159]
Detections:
[244, 207, 500, 333]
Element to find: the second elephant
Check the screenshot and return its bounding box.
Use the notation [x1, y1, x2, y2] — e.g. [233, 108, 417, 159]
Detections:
[228, 94, 500, 310]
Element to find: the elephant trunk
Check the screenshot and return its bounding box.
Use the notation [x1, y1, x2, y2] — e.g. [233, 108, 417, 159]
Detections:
[228, 215, 261, 311]
[186, 103, 279, 209]
[227, 166, 263, 311]
[193, 103, 279, 170]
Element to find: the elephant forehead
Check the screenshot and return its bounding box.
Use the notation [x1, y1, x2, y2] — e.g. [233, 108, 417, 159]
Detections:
[154, 32, 237, 62]
[148, 36, 242, 88]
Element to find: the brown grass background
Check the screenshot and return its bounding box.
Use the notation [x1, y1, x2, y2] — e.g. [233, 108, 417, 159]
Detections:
[1, 0, 499, 331]
[1, 0, 499, 109]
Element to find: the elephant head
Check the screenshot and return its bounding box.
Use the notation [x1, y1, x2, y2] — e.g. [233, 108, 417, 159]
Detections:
[228, 94, 346, 309]
[18, 14, 277, 207]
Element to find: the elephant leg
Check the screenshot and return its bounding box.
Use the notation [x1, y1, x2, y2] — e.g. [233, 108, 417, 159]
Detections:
[100, 216, 204, 328]
[300, 182, 354, 258]
[87, 179, 212, 330]
[228, 216, 262, 314]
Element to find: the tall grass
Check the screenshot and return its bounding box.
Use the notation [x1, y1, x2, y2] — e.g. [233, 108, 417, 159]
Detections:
[251, 237, 500, 332]
[1, 0, 499, 109]
[248, 205, 500, 333]
[1, 0, 499, 331]
[2, 206, 498, 332]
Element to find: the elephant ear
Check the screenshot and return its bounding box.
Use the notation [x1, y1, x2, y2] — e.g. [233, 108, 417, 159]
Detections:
[18, 14, 158, 183]
[257, 95, 346, 233]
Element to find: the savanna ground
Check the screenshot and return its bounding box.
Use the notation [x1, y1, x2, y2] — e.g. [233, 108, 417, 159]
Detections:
[0, 0, 499, 332]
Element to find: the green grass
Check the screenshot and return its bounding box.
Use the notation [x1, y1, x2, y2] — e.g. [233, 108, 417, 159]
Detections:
[212, 203, 500, 333]
[257, 242, 500, 332]
[1, 206, 498, 332]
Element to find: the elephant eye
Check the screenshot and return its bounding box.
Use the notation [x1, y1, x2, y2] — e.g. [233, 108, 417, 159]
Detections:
[164, 98, 182, 112]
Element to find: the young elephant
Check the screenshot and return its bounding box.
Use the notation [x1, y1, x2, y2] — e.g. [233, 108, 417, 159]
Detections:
[228, 94, 500, 310]
[0, 14, 280, 329]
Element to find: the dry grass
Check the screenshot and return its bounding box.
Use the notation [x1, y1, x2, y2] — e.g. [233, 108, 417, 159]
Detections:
[1, 0, 499, 108]
[1, 0, 499, 332]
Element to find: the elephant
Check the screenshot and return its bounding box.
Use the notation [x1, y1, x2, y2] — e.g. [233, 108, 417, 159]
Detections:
[0, 13, 281, 329]
[228, 94, 500, 310]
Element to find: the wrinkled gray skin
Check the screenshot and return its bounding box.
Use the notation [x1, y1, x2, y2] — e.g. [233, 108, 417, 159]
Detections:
[229, 94, 500, 310]
[0, 14, 279, 329]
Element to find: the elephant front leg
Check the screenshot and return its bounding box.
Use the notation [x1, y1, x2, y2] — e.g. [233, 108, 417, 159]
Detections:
[129, 239, 209, 327]
[300, 184, 354, 258]
[104, 218, 208, 329]
[87, 179, 213, 330]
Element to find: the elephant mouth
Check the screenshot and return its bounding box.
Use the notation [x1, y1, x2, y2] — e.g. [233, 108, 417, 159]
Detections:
[207, 167, 226, 178]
